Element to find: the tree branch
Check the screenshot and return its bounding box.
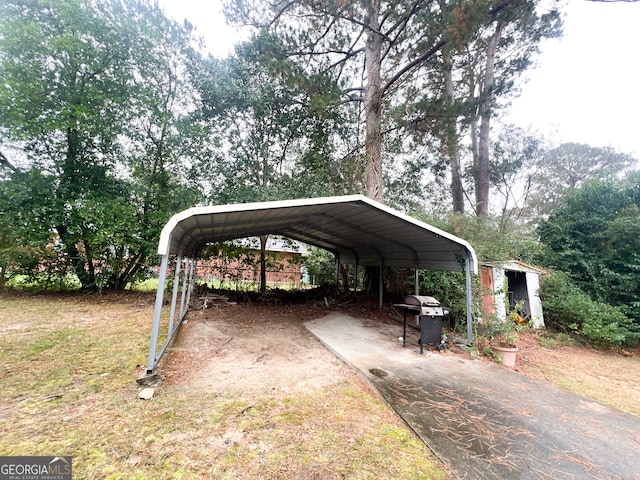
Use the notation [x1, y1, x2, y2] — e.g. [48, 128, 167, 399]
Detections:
[381, 39, 446, 97]
[381, 0, 423, 53]
[0, 149, 20, 173]
[270, 0, 301, 25]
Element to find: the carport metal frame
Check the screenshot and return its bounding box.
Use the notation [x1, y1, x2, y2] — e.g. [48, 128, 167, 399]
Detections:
[144, 195, 478, 375]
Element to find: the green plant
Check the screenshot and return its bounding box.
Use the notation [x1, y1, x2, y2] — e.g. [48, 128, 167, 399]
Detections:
[539, 272, 640, 349]
[494, 322, 519, 348]
[537, 175, 640, 325]
[487, 299, 527, 349]
[461, 344, 479, 359]
[418, 269, 480, 334]
[536, 334, 556, 349]
[477, 314, 519, 349]
[555, 332, 575, 346]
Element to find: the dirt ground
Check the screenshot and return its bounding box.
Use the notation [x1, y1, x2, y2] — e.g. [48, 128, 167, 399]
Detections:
[500, 327, 640, 416]
[159, 294, 640, 418]
[160, 295, 398, 396]
[161, 300, 352, 395]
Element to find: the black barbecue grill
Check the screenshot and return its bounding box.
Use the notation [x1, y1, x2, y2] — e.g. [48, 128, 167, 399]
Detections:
[395, 295, 449, 353]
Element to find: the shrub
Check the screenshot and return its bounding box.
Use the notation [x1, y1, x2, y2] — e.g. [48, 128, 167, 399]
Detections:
[539, 272, 640, 348]
[418, 270, 473, 334]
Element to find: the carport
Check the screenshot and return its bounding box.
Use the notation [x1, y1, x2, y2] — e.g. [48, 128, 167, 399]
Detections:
[143, 195, 478, 375]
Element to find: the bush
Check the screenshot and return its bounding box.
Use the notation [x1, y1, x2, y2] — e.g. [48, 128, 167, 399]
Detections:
[539, 272, 640, 348]
[418, 270, 472, 333]
[418, 212, 541, 263]
[536, 177, 640, 325]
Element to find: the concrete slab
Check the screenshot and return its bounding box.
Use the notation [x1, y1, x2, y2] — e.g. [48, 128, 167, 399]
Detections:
[305, 313, 640, 480]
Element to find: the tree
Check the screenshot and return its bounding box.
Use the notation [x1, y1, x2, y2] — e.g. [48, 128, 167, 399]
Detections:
[442, 44, 466, 213]
[538, 175, 640, 322]
[194, 32, 346, 292]
[224, 0, 460, 201]
[0, 169, 60, 290]
[526, 142, 637, 219]
[0, 0, 203, 290]
[195, 32, 343, 204]
[396, 0, 560, 214]
[0, 0, 136, 288]
[461, 0, 562, 215]
[223, 0, 562, 214]
[115, 1, 207, 288]
[489, 124, 547, 223]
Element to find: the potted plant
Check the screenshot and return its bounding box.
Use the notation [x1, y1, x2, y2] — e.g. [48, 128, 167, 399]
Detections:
[483, 315, 519, 366]
[476, 294, 527, 366]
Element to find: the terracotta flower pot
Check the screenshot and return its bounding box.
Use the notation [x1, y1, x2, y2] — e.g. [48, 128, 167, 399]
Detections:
[492, 344, 518, 366]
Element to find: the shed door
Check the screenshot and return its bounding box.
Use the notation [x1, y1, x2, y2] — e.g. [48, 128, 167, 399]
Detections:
[480, 266, 496, 316]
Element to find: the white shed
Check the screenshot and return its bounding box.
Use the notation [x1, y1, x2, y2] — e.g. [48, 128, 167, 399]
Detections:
[480, 261, 546, 328]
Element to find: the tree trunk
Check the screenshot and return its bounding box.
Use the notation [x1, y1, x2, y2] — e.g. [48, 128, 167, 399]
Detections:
[362, 0, 384, 292]
[340, 264, 350, 292]
[443, 48, 464, 213]
[60, 125, 96, 290]
[364, 0, 383, 202]
[476, 20, 503, 216]
[469, 114, 480, 213]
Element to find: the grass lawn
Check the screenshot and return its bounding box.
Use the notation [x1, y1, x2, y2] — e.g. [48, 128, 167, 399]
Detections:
[0, 293, 450, 479]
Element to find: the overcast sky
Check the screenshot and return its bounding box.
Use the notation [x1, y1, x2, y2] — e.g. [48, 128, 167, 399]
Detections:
[506, 0, 640, 157]
[161, 0, 640, 157]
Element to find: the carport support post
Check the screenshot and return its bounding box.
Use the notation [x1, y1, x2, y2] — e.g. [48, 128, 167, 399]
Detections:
[146, 253, 170, 373]
[354, 261, 359, 292]
[378, 261, 384, 310]
[465, 254, 474, 344]
[168, 248, 183, 336]
[184, 258, 196, 316]
[414, 265, 420, 325]
[178, 257, 193, 322]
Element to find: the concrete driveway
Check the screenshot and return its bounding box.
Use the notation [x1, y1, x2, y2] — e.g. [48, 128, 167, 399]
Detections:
[305, 313, 640, 480]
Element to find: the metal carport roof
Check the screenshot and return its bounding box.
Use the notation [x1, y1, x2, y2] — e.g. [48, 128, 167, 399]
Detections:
[142, 195, 478, 376]
[158, 195, 478, 273]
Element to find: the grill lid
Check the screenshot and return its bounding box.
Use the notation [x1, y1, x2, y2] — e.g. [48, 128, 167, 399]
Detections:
[404, 295, 441, 307]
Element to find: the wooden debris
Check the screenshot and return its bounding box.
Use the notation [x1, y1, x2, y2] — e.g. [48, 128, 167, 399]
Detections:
[136, 371, 163, 386]
[199, 294, 237, 308]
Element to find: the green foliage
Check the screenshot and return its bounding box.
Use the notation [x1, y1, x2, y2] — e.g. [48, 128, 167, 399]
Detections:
[539, 272, 640, 349]
[0, 0, 203, 291]
[302, 248, 336, 285]
[194, 32, 346, 205]
[418, 211, 541, 263]
[526, 143, 638, 219]
[418, 270, 470, 332]
[536, 334, 556, 349]
[477, 316, 520, 348]
[538, 176, 640, 323]
[0, 170, 66, 289]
